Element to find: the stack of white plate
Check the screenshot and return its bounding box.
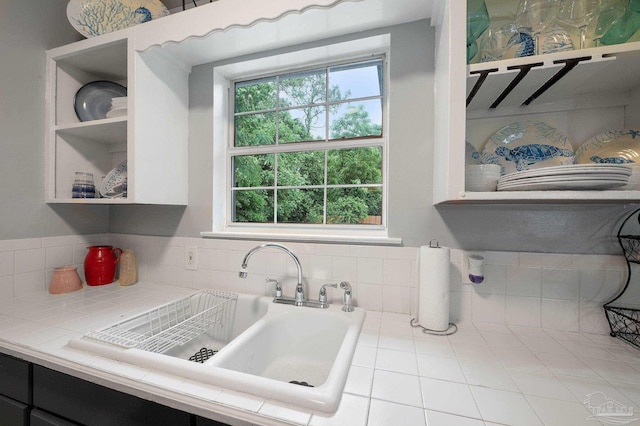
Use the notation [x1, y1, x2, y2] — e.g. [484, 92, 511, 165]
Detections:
[497, 164, 632, 191]
[621, 164, 640, 190]
[106, 96, 127, 118]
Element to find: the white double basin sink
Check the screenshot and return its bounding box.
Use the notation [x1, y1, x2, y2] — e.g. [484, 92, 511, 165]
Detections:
[68, 292, 366, 413]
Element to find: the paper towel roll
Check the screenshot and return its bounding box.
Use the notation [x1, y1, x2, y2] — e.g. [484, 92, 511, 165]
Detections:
[418, 244, 451, 331]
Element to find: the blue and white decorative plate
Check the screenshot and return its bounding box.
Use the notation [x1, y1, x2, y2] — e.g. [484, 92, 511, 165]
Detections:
[100, 161, 127, 198]
[575, 130, 640, 165]
[481, 121, 574, 175]
[67, 0, 169, 38]
[466, 142, 482, 165]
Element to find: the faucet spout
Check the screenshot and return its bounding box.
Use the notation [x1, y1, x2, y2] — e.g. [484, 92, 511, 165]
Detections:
[239, 243, 305, 305]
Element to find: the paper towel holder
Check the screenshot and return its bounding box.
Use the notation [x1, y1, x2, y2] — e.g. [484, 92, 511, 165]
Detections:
[409, 240, 458, 336]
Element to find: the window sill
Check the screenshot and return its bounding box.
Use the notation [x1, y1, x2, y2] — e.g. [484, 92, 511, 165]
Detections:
[200, 231, 402, 246]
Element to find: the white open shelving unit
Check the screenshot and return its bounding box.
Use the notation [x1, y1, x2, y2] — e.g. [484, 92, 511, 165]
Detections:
[433, 0, 640, 204]
[44, 0, 436, 205]
[46, 0, 640, 205]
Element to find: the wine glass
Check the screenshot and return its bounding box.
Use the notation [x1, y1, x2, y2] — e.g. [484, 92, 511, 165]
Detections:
[479, 20, 520, 62]
[556, 0, 602, 49]
[592, 0, 627, 46]
[467, 0, 490, 63]
[515, 0, 562, 54]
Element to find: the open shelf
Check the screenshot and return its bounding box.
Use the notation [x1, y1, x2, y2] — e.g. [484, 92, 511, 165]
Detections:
[55, 118, 127, 145]
[455, 189, 640, 204]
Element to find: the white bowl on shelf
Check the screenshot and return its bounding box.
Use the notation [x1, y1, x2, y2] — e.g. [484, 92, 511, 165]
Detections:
[466, 164, 501, 192]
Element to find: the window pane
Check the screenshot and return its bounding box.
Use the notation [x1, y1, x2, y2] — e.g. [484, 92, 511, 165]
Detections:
[233, 154, 274, 188]
[279, 107, 326, 143]
[235, 112, 276, 147]
[327, 187, 382, 225]
[329, 100, 382, 139]
[277, 151, 325, 187]
[329, 60, 382, 101]
[235, 78, 276, 113]
[233, 189, 274, 223]
[279, 69, 326, 108]
[277, 189, 324, 224]
[327, 147, 382, 185]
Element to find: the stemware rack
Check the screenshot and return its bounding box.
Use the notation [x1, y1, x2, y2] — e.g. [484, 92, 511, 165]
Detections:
[84, 290, 238, 354]
[604, 208, 640, 349]
[466, 40, 640, 112]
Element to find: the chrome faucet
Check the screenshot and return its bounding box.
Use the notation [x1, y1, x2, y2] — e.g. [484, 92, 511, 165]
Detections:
[239, 243, 305, 305]
[318, 283, 338, 309]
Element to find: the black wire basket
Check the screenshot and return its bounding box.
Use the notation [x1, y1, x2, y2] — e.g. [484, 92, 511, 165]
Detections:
[604, 208, 640, 349]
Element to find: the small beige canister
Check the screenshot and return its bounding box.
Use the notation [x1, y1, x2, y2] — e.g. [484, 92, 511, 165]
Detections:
[118, 248, 137, 286]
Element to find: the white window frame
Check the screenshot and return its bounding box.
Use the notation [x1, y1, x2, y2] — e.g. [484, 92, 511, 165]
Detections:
[203, 34, 401, 245]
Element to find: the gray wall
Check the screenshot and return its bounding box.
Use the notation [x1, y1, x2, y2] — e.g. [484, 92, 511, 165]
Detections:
[109, 19, 640, 254]
[5, 7, 632, 254]
[0, 0, 109, 240]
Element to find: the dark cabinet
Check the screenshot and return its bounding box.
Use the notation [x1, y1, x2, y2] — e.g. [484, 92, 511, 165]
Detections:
[0, 352, 31, 404]
[0, 350, 231, 426]
[31, 409, 81, 426]
[33, 365, 192, 426]
[0, 394, 29, 426]
[0, 352, 31, 426]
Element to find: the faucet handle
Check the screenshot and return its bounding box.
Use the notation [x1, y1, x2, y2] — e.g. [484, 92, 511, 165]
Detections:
[266, 278, 282, 298]
[318, 283, 338, 308]
[339, 281, 354, 312]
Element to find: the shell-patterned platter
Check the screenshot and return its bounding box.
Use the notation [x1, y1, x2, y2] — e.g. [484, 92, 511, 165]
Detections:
[67, 0, 169, 38]
[481, 121, 574, 175]
[575, 130, 640, 165]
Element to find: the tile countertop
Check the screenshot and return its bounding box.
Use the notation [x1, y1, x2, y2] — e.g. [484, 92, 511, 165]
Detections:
[1, 283, 640, 426]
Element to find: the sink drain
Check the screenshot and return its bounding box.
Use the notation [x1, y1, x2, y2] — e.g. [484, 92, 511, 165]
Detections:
[289, 380, 314, 387]
[189, 347, 217, 363]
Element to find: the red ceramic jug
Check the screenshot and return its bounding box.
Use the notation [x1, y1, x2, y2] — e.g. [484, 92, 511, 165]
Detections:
[84, 246, 123, 286]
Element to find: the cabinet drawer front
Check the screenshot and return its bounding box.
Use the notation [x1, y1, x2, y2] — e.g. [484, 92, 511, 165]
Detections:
[31, 409, 80, 426]
[33, 365, 191, 426]
[0, 394, 29, 426]
[0, 352, 31, 404]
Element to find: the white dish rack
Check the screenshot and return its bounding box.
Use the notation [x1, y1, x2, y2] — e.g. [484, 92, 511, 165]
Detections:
[84, 290, 238, 354]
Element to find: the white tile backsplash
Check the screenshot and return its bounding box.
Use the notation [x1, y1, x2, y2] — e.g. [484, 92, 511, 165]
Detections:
[0, 234, 630, 336]
[15, 248, 45, 274]
[505, 296, 541, 328]
[471, 293, 506, 324]
[541, 268, 579, 300]
[0, 252, 14, 277]
[506, 266, 542, 298]
[45, 245, 74, 269]
[541, 299, 580, 332]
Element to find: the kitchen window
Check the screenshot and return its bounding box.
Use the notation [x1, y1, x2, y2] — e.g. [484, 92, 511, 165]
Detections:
[231, 58, 384, 227]
[206, 35, 397, 244]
